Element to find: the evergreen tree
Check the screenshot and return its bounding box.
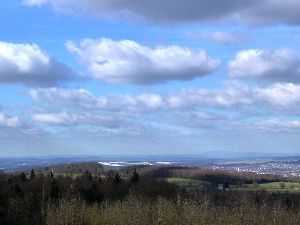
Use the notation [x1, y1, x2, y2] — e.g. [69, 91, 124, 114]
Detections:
[130, 169, 139, 184]
[113, 173, 121, 184]
[30, 169, 35, 180]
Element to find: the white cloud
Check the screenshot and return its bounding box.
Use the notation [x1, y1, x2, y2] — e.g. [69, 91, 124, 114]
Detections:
[137, 94, 163, 109]
[228, 49, 300, 83]
[32, 111, 124, 128]
[0, 113, 21, 128]
[254, 83, 300, 108]
[22, 0, 300, 25]
[29, 88, 165, 111]
[66, 38, 220, 85]
[0, 41, 73, 86]
[168, 82, 252, 108]
[32, 112, 77, 125]
[29, 88, 108, 109]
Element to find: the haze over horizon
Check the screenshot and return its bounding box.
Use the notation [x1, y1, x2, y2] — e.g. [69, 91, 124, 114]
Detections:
[1, 0, 300, 156]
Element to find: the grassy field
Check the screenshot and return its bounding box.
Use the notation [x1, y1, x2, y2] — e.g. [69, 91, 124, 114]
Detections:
[241, 182, 300, 191]
[166, 177, 300, 193]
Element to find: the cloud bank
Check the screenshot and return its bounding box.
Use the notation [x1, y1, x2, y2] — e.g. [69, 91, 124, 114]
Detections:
[29, 82, 300, 117]
[23, 0, 300, 25]
[27, 81, 300, 134]
[29, 83, 253, 114]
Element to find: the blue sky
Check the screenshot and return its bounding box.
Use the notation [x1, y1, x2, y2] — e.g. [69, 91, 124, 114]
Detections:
[1, 0, 300, 156]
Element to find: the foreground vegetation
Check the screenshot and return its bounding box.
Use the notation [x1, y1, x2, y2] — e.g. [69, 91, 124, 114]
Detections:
[47, 194, 300, 225]
[1, 164, 300, 225]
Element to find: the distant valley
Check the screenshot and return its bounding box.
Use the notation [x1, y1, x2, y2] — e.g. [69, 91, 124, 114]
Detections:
[1, 153, 300, 177]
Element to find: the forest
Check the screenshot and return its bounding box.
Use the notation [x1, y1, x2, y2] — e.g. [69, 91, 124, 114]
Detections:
[0, 164, 300, 225]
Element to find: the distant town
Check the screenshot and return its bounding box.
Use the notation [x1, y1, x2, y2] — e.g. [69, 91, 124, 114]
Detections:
[210, 161, 300, 177]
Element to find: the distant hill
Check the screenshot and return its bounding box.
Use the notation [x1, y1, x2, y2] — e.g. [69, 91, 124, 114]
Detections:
[15, 162, 104, 176]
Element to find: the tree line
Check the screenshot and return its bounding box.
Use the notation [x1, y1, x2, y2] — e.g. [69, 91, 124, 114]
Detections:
[0, 167, 300, 225]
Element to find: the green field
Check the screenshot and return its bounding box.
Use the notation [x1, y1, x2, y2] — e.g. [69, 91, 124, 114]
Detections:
[241, 182, 300, 191]
[166, 178, 300, 193]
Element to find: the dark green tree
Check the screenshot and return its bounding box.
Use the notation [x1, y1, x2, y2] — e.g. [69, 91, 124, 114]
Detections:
[113, 173, 121, 184]
[130, 169, 139, 184]
[30, 169, 35, 180]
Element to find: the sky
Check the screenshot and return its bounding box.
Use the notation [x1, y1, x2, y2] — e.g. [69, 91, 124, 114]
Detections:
[1, 0, 300, 156]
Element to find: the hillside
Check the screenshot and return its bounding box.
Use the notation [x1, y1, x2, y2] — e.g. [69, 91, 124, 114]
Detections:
[15, 163, 300, 193]
[1, 163, 300, 224]
[15, 162, 104, 177]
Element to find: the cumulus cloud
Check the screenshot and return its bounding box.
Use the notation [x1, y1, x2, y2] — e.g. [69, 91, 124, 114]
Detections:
[22, 0, 300, 25]
[0, 41, 74, 86]
[29, 88, 164, 111]
[29, 88, 108, 109]
[137, 94, 164, 109]
[187, 32, 247, 45]
[255, 83, 300, 108]
[32, 111, 125, 128]
[32, 112, 77, 125]
[0, 113, 21, 128]
[168, 82, 252, 108]
[66, 38, 220, 85]
[176, 82, 300, 112]
[228, 49, 300, 83]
